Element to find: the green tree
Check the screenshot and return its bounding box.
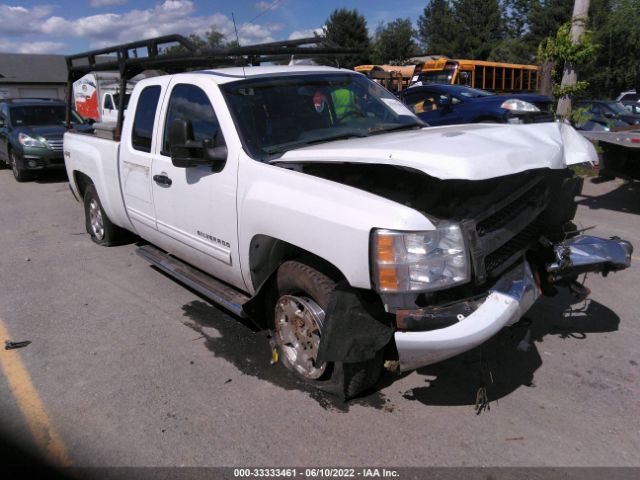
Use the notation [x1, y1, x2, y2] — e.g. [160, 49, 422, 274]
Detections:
[321, 8, 371, 68]
[372, 18, 418, 64]
[417, 0, 459, 56]
[526, 0, 573, 52]
[504, 0, 534, 38]
[537, 20, 598, 115]
[585, 0, 639, 97]
[453, 0, 504, 59]
[488, 38, 536, 63]
[165, 28, 227, 54]
[487, 0, 536, 62]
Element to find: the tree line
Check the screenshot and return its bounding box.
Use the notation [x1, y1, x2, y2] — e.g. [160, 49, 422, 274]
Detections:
[181, 1, 640, 100]
[321, 1, 640, 99]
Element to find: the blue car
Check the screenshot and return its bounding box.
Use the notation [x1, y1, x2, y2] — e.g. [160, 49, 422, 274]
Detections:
[397, 84, 554, 126]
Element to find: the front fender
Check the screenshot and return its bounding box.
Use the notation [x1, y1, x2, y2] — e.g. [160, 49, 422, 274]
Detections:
[237, 158, 434, 293]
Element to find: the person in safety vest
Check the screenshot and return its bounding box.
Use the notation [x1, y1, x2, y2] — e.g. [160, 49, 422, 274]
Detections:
[331, 87, 359, 121]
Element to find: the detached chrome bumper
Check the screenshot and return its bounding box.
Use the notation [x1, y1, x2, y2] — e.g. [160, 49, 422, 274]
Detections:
[394, 235, 632, 372]
[546, 235, 632, 281]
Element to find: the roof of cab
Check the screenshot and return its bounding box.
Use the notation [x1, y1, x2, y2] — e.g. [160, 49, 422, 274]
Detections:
[191, 65, 353, 84]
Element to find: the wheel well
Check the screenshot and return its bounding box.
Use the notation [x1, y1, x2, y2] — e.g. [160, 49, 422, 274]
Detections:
[73, 171, 93, 199]
[243, 235, 347, 328]
[248, 235, 345, 291]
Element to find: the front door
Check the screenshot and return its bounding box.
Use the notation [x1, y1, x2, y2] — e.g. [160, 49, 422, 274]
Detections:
[402, 89, 464, 125]
[150, 78, 244, 289]
[102, 93, 117, 122]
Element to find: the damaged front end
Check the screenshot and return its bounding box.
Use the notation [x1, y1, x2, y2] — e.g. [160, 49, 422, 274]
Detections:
[379, 167, 634, 371]
[393, 236, 632, 371]
[282, 157, 632, 373]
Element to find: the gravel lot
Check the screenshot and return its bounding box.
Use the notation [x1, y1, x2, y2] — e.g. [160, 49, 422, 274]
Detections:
[0, 168, 639, 468]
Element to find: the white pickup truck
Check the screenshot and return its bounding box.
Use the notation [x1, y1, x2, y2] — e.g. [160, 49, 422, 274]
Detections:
[63, 64, 632, 399]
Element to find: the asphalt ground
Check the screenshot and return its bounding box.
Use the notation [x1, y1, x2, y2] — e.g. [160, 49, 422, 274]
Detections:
[0, 167, 639, 469]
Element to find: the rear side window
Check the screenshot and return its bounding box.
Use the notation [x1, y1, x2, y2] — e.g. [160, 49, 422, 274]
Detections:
[162, 84, 222, 155]
[132, 86, 161, 153]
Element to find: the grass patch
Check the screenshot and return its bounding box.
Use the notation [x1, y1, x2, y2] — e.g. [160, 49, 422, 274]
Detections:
[570, 163, 599, 177]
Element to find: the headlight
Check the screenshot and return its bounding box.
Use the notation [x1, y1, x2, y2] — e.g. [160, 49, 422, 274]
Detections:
[500, 99, 540, 112]
[18, 133, 47, 148]
[372, 225, 470, 293]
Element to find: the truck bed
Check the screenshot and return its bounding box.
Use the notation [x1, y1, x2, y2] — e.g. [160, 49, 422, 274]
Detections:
[63, 130, 132, 232]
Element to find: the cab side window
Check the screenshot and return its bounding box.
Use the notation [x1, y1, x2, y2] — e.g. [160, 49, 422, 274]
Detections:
[131, 85, 161, 153]
[403, 92, 438, 114]
[162, 84, 224, 155]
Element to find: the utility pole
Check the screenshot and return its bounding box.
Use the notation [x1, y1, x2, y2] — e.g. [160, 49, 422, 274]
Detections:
[556, 0, 590, 118]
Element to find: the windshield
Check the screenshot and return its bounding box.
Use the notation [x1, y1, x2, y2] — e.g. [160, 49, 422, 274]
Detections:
[418, 70, 454, 85]
[221, 73, 423, 159]
[10, 105, 84, 126]
[456, 87, 494, 98]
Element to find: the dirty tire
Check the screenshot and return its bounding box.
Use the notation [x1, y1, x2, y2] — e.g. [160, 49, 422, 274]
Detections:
[273, 260, 383, 400]
[10, 150, 31, 182]
[83, 184, 127, 246]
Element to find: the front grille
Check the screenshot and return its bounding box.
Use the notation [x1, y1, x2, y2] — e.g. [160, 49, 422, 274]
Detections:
[467, 173, 549, 281]
[484, 222, 541, 276]
[476, 184, 545, 235]
[46, 138, 63, 151]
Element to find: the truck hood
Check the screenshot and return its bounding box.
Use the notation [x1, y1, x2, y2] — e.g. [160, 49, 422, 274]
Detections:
[272, 122, 596, 181]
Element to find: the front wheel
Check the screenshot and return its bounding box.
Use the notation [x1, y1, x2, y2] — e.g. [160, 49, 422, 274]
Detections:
[83, 184, 127, 246]
[272, 260, 383, 399]
[10, 151, 31, 182]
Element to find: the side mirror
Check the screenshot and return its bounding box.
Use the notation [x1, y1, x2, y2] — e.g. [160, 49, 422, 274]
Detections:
[0, 117, 4, 128]
[604, 111, 615, 119]
[169, 118, 227, 170]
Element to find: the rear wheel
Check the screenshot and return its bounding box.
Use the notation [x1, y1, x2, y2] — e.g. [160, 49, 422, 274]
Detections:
[272, 260, 383, 400]
[83, 184, 127, 246]
[10, 150, 31, 182]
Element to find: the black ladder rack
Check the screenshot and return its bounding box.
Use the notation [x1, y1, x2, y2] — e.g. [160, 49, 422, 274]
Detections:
[65, 34, 358, 137]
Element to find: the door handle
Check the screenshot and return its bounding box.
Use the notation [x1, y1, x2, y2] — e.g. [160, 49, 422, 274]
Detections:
[153, 174, 172, 187]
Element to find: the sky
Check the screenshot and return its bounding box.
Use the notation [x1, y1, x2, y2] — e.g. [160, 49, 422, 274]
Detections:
[0, 0, 426, 55]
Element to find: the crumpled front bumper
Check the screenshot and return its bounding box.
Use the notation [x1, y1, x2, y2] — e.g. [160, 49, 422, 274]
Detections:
[395, 261, 539, 372]
[394, 235, 632, 372]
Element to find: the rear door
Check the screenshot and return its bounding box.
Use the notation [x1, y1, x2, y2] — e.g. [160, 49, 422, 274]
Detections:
[150, 76, 244, 289]
[119, 77, 171, 243]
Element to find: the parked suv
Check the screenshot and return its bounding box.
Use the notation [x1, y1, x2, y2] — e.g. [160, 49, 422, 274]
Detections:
[0, 98, 92, 181]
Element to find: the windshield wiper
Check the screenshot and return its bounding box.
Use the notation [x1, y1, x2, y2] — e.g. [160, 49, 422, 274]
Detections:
[369, 123, 424, 135]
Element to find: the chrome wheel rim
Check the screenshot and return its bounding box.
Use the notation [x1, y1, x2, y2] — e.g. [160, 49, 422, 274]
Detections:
[88, 199, 105, 240]
[274, 295, 327, 380]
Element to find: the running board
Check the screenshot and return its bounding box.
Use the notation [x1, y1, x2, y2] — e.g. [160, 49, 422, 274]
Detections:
[136, 245, 250, 318]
